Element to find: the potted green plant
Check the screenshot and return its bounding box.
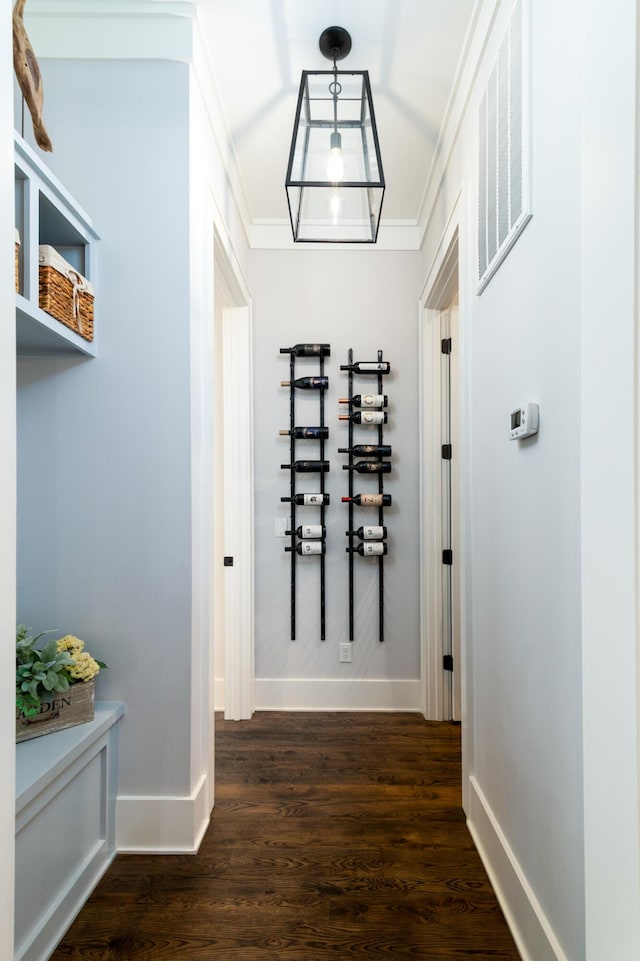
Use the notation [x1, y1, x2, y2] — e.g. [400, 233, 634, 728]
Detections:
[16, 625, 106, 742]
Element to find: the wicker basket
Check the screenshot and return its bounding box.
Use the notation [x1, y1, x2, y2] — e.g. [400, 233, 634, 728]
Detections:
[38, 244, 94, 342]
[15, 229, 20, 293]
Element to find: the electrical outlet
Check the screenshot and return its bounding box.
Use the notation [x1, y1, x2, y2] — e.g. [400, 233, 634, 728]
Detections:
[339, 643, 352, 663]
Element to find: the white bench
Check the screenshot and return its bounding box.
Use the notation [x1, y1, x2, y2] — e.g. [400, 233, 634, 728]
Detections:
[15, 702, 124, 961]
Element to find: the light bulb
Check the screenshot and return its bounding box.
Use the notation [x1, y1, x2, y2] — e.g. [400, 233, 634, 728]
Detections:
[326, 131, 344, 182]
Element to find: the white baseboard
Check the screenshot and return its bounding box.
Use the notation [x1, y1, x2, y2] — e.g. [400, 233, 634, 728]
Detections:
[254, 678, 421, 712]
[466, 775, 570, 961]
[116, 772, 210, 854]
[214, 676, 225, 711]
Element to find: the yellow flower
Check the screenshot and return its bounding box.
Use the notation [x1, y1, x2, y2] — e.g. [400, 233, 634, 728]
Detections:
[66, 650, 100, 682]
[57, 635, 85, 654]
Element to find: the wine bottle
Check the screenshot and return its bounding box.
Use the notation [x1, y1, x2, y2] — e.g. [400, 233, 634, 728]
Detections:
[342, 461, 391, 474]
[281, 460, 330, 472]
[346, 542, 388, 556]
[285, 524, 325, 539]
[281, 492, 330, 506]
[281, 376, 328, 390]
[339, 411, 387, 425]
[280, 343, 330, 357]
[340, 360, 391, 374]
[338, 444, 391, 458]
[341, 493, 392, 506]
[279, 426, 329, 439]
[346, 525, 387, 540]
[339, 394, 388, 409]
[285, 541, 325, 555]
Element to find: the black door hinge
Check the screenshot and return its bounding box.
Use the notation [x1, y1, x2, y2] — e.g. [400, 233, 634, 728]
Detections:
[441, 338, 452, 354]
[443, 654, 454, 672]
[442, 549, 453, 565]
[441, 444, 452, 460]
[224, 556, 234, 567]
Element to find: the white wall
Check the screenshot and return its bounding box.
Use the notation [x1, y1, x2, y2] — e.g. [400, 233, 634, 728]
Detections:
[0, 0, 16, 954]
[419, 1, 640, 960]
[189, 30, 253, 731]
[16, 59, 193, 802]
[13, 0, 253, 853]
[249, 248, 423, 709]
[580, 2, 640, 958]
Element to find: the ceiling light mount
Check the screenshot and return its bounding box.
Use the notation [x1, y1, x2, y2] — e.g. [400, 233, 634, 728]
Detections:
[318, 26, 352, 63]
[285, 25, 385, 244]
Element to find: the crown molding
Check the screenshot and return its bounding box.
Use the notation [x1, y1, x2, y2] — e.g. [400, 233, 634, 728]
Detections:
[24, 0, 196, 61]
[24, 0, 195, 17]
[249, 220, 421, 252]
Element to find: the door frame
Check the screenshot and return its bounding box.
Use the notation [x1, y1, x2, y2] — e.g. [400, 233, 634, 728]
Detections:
[213, 228, 255, 722]
[438, 303, 461, 722]
[419, 223, 461, 721]
[418, 190, 471, 808]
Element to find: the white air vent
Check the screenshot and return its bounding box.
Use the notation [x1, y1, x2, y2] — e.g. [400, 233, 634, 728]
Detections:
[478, 0, 531, 292]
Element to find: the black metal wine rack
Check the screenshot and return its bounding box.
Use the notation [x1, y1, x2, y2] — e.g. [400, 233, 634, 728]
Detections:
[340, 349, 391, 643]
[280, 344, 330, 640]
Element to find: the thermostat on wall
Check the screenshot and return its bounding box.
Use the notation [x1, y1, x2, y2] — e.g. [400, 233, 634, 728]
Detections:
[510, 403, 539, 440]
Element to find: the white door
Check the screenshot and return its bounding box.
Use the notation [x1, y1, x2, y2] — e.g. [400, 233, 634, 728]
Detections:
[420, 232, 462, 723]
[212, 236, 255, 723]
[440, 304, 461, 721]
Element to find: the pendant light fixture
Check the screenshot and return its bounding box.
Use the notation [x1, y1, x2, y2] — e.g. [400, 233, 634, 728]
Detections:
[285, 26, 385, 243]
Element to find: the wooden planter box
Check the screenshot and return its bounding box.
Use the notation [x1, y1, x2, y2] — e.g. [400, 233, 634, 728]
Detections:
[16, 679, 95, 743]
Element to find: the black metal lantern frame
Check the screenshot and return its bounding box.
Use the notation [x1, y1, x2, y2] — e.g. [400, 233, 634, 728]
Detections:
[286, 31, 385, 244]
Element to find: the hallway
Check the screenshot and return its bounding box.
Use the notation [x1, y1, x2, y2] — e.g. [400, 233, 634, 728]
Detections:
[51, 713, 520, 960]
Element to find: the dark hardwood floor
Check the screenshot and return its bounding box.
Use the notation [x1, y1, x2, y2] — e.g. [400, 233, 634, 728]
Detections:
[50, 712, 521, 960]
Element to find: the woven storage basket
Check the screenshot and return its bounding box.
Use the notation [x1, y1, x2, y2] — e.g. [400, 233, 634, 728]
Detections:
[38, 244, 94, 342]
[15, 229, 20, 293]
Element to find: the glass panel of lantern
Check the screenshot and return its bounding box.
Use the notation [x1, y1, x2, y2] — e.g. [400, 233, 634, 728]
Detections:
[286, 70, 385, 244]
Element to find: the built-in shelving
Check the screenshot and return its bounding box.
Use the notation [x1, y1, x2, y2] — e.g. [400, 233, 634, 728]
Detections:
[14, 132, 99, 357]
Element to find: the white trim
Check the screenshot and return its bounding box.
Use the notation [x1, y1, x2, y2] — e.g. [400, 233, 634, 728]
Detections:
[249, 221, 422, 251]
[476, 0, 532, 294]
[190, 150, 218, 817]
[26, 0, 193, 13]
[15, 705, 123, 961]
[419, 188, 473, 811]
[192, 27, 255, 243]
[23, 0, 195, 62]
[214, 677, 225, 712]
[419, 188, 464, 302]
[0, 0, 17, 954]
[580, 1, 640, 956]
[419, 195, 463, 724]
[213, 209, 251, 306]
[467, 776, 570, 961]
[255, 679, 421, 713]
[222, 304, 255, 720]
[116, 774, 209, 854]
[212, 222, 254, 723]
[418, 303, 446, 721]
[417, 0, 502, 248]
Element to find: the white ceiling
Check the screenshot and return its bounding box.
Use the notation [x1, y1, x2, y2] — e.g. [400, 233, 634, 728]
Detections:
[198, 0, 476, 227]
